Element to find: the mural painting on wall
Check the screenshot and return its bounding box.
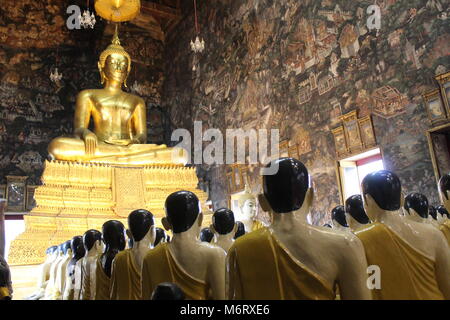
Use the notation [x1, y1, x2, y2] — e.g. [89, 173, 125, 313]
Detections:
[163, 0, 449, 223]
[0, 0, 166, 185]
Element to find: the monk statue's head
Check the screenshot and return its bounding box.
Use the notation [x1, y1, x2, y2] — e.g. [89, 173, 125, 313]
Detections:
[436, 205, 450, 223]
[163, 191, 202, 235]
[212, 208, 236, 236]
[345, 194, 370, 229]
[151, 282, 185, 300]
[98, 26, 131, 87]
[439, 174, 450, 211]
[361, 170, 402, 221]
[127, 209, 155, 246]
[61, 240, 72, 256]
[101, 220, 126, 251]
[83, 229, 103, 254]
[237, 185, 257, 220]
[70, 236, 85, 261]
[403, 193, 429, 220]
[154, 227, 168, 247]
[331, 205, 348, 228]
[199, 227, 214, 242]
[429, 205, 438, 221]
[234, 221, 246, 239]
[260, 158, 311, 215]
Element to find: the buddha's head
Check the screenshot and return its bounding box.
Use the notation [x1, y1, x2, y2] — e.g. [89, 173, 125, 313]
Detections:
[98, 27, 131, 87]
[127, 209, 155, 245]
[238, 185, 257, 220]
[83, 229, 103, 254]
[403, 192, 429, 220]
[345, 194, 370, 229]
[163, 191, 202, 235]
[439, 174, 450, 212]
[361, 170, 402, 221]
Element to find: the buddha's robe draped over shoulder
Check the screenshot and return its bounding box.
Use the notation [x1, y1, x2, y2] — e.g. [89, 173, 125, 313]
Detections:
[93, 258, 111, 300]
[227, 227, 336, 300]
[439, 221, 450, 247]
[356, 222, 444, 300]
[110, 250, 141, 300]
[141, 243, 209, 300]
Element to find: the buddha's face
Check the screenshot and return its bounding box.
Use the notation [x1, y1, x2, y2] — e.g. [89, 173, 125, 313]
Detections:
[103, 53, 128, 84]
[241, 199, 256, 219]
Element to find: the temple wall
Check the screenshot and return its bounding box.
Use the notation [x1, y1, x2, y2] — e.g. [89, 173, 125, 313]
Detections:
[0, 0, 165, 185]
[162, 0, 450, 224]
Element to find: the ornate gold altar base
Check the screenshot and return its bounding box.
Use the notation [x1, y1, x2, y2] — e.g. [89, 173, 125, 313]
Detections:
[8, 160, 210, 265]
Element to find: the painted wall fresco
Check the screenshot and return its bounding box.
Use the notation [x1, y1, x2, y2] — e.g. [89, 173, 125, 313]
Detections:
[0, 0, 166, 185]
[162, 0, 450, 224]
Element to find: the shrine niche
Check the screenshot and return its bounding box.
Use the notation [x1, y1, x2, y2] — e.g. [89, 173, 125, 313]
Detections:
[331, 110, 377, 159]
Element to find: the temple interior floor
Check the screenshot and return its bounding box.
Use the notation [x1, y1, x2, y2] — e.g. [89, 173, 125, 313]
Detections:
[10, 265, 39, 300]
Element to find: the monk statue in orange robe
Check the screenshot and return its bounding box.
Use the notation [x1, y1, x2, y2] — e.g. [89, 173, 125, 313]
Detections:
[356, 170, 450, 300]
[227, 158, 371, 300]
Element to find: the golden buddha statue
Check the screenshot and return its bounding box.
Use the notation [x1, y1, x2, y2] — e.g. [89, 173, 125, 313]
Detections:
[48, 27, 187, 166]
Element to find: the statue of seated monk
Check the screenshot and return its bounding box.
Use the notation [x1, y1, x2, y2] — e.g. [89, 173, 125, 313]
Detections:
[110, 209, 155, 300]
[356, 170, 450, 299]
[63, 236, 85, 300]
[141, 191, 226, 300]
[47, 28, 187, 166]
[53, 240, 72, 300]
[403, 192, 430, 223]
[227, 158, 371, 300]
[93, 220, 126, 300]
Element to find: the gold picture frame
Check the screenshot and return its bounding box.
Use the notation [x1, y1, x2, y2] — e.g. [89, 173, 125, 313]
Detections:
[435, 71, 450, 116]
[423, 89, 447, 124]
[5, 176, 27, 212]
[331, 126, 347, 158]
[340, 111, 363, 153]
[26, 185, 37, 211]
[358, 115, 376, 148]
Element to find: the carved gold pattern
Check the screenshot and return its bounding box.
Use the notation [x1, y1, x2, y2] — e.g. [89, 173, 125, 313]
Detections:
[8, 160, 209, 265]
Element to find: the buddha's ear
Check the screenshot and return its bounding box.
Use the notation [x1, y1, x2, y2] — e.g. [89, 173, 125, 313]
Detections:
[258, 194, 271, 212]
[162, 217, 172, 231]
[97, 62, 105, 84]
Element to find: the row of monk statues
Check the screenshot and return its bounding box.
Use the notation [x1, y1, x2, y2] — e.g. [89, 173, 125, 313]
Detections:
[16, 158, 449, 300]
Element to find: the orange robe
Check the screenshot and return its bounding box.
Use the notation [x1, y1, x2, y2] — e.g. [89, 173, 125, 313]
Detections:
[439, 221, 450, 246]
[356, 222, 444, 300]
[110, 249, 141, 300]
[93, 258, 111, 300]
[141, 243, 210, 300]
[227, 227, 335, 300]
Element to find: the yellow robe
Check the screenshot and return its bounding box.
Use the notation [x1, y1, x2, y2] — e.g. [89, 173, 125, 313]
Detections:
[93, 258, 111, 300]
[356, 222, 444, 300]
[439, 221, 450, 246]
[227, 227, 336, 300]
[110, 249, 141, 300]
[252, 220, 265, 231]
[141, 243, 209, 300]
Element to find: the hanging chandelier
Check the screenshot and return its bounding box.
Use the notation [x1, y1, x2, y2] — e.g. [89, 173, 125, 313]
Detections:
[190, 0, 205, 53]
[78, 0, 96, 29]
[50, 47, 63, 83]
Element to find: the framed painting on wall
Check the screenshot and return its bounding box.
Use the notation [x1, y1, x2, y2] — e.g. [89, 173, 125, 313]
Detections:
[341, 111, 362, 153]
[435, 71, 450, 115]
[26, 185, 37, 211]
[331, 126, 347, 158]
[6, 176, 27, 212]
[358, 115, 376, 148]
[423, 89, 447, 124]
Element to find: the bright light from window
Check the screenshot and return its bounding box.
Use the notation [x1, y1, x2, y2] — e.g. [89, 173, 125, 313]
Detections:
[357, 159, 384, 186]
[4, 219, 25, 262]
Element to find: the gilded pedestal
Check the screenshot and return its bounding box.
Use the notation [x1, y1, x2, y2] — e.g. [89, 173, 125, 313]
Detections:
[8, 160, 210, 265]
